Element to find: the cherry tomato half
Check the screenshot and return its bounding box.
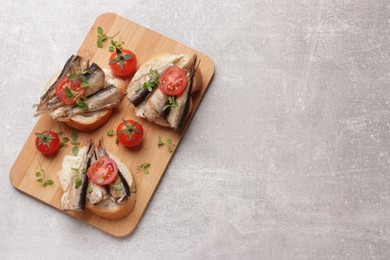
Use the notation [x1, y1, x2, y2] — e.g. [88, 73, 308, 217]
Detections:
[116, 119, 144, 148]
[109, 49, 137, 77]
[87, 156, 118, 186]
[35, 130, 60, 155]
[159, 66, 188, 96]
[55, 77, 84, 105]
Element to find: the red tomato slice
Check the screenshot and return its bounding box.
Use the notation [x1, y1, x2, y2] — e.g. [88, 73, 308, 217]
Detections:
[109, 49, 137, 77]
[87, 156, 118, 186]
[55, 77, 84, 105]
[159, 66, 188, 96]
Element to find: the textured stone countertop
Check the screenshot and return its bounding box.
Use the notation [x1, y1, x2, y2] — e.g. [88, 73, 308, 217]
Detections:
[1, 1, 390, 259]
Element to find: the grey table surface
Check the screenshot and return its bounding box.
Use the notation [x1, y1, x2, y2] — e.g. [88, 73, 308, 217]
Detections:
[1, 0, 390, 259]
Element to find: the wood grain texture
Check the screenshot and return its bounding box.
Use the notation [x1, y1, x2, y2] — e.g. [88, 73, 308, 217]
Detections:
[9, 13, 214, 237]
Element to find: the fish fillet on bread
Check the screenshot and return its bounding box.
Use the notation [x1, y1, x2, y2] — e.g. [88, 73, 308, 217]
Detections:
[35, 55, 126, 131]
[59, 139, 136, 220]
[126, 53, 201, 130]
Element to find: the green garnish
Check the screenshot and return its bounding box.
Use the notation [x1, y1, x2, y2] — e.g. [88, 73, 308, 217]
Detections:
[108, 40, 134, 71]
[137, 163, 151, 175]
[157, 136, 164, 146]
[115, 137, 119, 145]
[107, 129, 114, 136]
[135, 83, 142, 93]
[118, 119, 140, 141]
[68, 69, 91, 89]
[163, 96, 178, 111]
[109, 40, 124, 52]
[71, 167, 79, 172]
[76, 99, 89, 111]
[113, 184, 122, 191]
[157, 136, 176, 153]
[143, 69, 160, 92]
[72, 146, 79, 156]
[71, 131, 78, 141]
[97, 178, 104, 184]
[35, 160, 54, 187]
[75, 177, 82, 189]
[96, 26, 119, 48]
[80, 168, 86, 174]
[71, 141, 80, 145]
[87, 185, 93, 193]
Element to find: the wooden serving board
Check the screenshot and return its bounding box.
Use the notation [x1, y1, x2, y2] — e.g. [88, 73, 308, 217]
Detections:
[9, 13, 214, 237]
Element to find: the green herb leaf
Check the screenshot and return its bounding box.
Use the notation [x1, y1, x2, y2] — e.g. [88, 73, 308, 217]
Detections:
[167, 146, 173, 153]
[58, 130, 63, 136]
[59, 143, 64, 148]
[157, 136, 164, 146]
[65, 87, 73, 99]
[109, 46, 114, 52]
[71, 168, 79, 172]
[80, 168, 86, 174]
[97, 39, 103, 48]
[62, 137, 70, 143]
[113, 184, 122, 191]
[35, 172, 41, 177]
[76, 99, 89, 111]
[75, 177, 82, 189]
[80, 81, 90, 88]
[163, 97, 178, 111]
[107, 129, 114, 136]
[71, 131, 78, 141]
[71, 141, 80, 145]
[68, 74, 77, 81]
[166, 139, 172, 145]
[46, 179, 54, 185]
[43, 182, 47, 187]
[97, 26, 103, 34]
[138, 162, 151, 175]
[115, 137, 119, 145]
[87, 185, 92, 193]
[37, 178, 43, 183]
[72, 146, 79, 156]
